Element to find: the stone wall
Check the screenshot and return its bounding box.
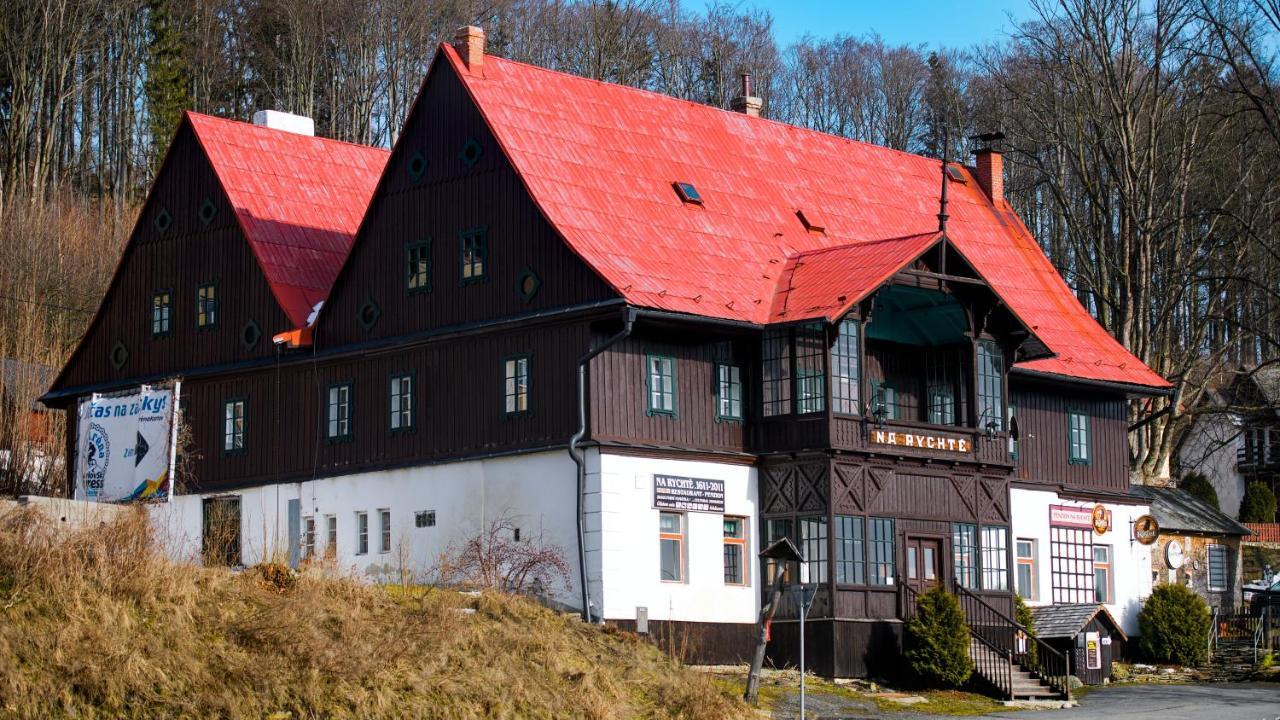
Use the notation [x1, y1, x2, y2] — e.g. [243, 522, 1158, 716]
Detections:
[1150, 533, 1243, 608]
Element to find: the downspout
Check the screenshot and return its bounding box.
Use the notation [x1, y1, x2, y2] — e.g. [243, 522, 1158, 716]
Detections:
[569, 306, 636, 623]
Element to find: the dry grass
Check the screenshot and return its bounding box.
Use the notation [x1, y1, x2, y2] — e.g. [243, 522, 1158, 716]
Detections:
[0, 507, 750, 719]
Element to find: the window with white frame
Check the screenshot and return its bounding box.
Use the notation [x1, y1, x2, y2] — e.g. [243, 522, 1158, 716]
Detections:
[1051, 526, 1095, 603]
[981, 526, 1009, 591]
[1016, 538, 1037, 600]
[646, 354, 676, 415]
[325, 515, 337, 557]
[223, 399, 245, 452]
[1208, 544, 1228, 591]
[831, 318, 861, 414]
[303, 516, 315, 560]
[1093, 545, 1112, 602]
[355, 511, 369, 555]
[869, 518, 896, 586]
[659, 512, 684, 582]
[379, 508, 391, 554]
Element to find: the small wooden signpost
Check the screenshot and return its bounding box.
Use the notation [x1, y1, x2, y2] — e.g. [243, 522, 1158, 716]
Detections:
[744, 537, 804, 705]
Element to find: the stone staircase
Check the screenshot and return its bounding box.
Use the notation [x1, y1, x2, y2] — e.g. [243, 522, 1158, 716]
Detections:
[969, 640, 1063, 699]
[1208, 639, 1257, 682]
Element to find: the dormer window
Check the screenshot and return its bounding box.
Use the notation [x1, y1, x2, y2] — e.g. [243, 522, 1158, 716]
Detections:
[673, 182, 703, 205]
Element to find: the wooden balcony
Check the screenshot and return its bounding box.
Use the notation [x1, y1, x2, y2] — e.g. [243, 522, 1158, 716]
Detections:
[1238, 446, 1280, 472]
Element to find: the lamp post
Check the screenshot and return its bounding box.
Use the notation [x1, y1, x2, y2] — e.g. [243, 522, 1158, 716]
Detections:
[789, 582, 817, 719]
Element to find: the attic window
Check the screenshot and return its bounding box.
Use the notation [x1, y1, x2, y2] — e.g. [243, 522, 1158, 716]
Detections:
[673, 182, 703, 205]
[154, 208, 172, 234]
[945, 165, 967, 183]
[407, 152, 428, 182]
[198, 198, 217, 226]
[460, 138, 483, 168]
[796, 209, 826, 233]
[241, 320, 262, 349]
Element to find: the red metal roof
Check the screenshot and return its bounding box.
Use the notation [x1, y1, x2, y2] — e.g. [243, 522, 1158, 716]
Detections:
[441, 46, 1169, 389]
[187, 112, 389, 328]
[771, 233, 941, 322]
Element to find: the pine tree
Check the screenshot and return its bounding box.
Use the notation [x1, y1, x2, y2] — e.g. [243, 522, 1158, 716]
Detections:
[145, 0, 193, 171]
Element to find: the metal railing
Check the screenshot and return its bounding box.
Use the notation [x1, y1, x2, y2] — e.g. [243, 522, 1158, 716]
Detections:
[1209, 606, 1218, 659]
[899, 581, 1069, 700]
[955, 586, 1071, 700]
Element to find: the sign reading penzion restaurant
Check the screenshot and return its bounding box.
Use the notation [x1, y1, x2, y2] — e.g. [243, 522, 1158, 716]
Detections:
[653, 474, 726, 513]
[870, 428, 971, 454]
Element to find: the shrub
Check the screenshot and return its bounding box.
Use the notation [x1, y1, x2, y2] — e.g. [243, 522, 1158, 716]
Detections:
[1240, 482, 1278, 523]
[1137, 584, 1210, 666]
[1014, 593, 1038, 668]
[904, 586, 973, 687]
[1179, 472, 1219, 510]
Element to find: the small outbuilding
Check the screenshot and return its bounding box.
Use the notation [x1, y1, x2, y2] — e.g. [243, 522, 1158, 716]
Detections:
[1030, 603, 1127, 685]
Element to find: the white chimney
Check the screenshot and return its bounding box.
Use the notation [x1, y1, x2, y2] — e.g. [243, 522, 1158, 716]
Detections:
[251, 110, 315, 137]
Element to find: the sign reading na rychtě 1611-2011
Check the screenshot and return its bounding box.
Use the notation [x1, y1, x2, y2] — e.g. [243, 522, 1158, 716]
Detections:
[653, 474, 725, 513]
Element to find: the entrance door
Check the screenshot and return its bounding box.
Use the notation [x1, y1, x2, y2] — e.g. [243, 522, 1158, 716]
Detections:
[905, 537, 942, 592]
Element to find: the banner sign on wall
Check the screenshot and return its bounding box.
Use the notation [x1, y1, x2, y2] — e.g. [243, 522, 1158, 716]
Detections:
[1049, 504, 1095, 529]
[653, 474, 725, 513]
[75, 383, 180, 503]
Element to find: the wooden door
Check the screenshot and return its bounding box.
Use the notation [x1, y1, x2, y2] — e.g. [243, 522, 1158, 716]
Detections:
[906, 537, 942, 592]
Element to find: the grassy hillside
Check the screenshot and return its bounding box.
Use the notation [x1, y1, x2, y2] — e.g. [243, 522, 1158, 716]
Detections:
[0, 507, 749, 719]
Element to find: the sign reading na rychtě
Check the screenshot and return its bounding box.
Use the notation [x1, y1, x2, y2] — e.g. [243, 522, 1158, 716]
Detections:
[653, 474, 725, 513]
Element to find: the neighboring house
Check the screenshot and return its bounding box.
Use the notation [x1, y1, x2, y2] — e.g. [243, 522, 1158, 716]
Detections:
[1178, 365, 1280, 521]
[40, 27, 1171, 682]
[1130, 484, 1252, 608]
[0, 359, 57, 491]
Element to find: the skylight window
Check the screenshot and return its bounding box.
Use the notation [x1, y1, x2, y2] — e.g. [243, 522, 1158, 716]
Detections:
[673, 182, 703, 205]
[945, 165, 967, 183]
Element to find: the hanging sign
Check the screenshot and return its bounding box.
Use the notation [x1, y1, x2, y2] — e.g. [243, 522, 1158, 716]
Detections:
[75, 384, 179, 503]
[1133, 514, 1160, 545]
[1091, 504, 1112, 535]
[870, 428, 971, 454]
[653, 474, 725, 513]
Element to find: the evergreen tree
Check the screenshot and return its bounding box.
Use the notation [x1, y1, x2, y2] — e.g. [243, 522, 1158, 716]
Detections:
[145, 0, 193, 171]
[904, 587, 972, 688]
[1240, 482, 1278, 523]
[1178, 472, 1219, 511]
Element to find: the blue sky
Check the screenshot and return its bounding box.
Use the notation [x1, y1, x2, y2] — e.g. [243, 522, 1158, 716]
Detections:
[697, 1, 1034, 49]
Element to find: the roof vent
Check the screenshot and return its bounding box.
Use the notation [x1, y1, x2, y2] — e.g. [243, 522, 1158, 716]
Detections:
[252, 110, 314, 136]
[796, 209, 826, 233]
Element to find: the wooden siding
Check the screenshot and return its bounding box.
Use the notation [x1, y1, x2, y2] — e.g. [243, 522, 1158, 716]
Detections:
[1010, 381, 1129, 492]
[319, 53, 616, 347]
[174, 318, 594, 493]
[54, 122, 291, 393]
[588, 333, 746, 453]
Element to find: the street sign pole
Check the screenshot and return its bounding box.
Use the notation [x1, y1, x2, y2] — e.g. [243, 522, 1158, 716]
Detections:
[789, 583, 817, 720]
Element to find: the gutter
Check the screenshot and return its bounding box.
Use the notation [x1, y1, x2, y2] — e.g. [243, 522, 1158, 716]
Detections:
[1127, 385, 1180, 433]
[569, 306, 636, 623]
[1010, 367, 1174, 399]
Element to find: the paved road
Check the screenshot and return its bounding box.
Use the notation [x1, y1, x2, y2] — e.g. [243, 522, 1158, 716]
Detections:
[986, 683, 1280, 720]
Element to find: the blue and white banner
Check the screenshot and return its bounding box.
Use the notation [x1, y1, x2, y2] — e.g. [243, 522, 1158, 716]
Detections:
[75, 384, 179, 503]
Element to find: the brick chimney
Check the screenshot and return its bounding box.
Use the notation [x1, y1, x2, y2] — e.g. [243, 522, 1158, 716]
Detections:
[974, 148, 1004, 205]
[731, 73, 763, 118]
[453, 26, 485, 73]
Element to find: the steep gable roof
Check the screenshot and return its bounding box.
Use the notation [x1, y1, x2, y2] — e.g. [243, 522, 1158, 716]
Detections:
[186, 113, 389, 327]
[439, 45, 1168, 390]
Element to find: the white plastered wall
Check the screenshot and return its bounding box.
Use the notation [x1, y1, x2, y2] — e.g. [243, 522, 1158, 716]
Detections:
[1010, 487, 1153, 635]
[587, 452, 759, 624]
[148, 450, 583, 610]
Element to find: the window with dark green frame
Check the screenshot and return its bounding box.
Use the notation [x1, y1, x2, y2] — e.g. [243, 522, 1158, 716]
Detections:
[151, 290, 171, 337]
[460, 229, 486, 283]
[646, 354, 677, 416]
[832, 318, 860, 414]
[799, 516, 828, 583]
[761, 328, 790, 417]
[794, 323, 825, 414]
[952, 522, 978, 589]
[1068, 410, 1091, 464]
[869, 518, 895, 586]
[976, 340, 1004, 431]
[504, 355, 530, 416]
[327, 383, 352, 440]
[926, 348, 961, 425]
[389, 373, 413, 432]
[870, 380, 898, 420]
[835, 515, 865, 584]
[223, 398, 245, 452]
[715, 363, 742, 421]
[406, 240, 431, 293]
[196, 282, 218, 329]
